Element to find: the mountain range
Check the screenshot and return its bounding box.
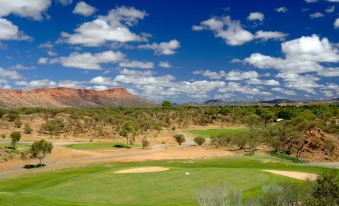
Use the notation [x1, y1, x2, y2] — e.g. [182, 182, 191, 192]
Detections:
[0, 88, 153, 108]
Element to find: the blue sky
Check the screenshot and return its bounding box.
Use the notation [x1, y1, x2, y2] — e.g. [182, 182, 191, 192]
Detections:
[0, 0, 338, 102]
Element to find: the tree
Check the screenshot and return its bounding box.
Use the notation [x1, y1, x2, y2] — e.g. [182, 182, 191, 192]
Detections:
[194, 137, 205, 146]
[10, 131, 21, 149]
[310, 169, 338, 206]
[260, 110, 274, 127]
[173, 134, 185, 145]
[141, 137, 150, 149]
[30, 139, 53, 165]
[119, 122, 136, 145]
[39, 118, 64, 137]
[162, 100, 172, 108]
[231, 133, 249, 150]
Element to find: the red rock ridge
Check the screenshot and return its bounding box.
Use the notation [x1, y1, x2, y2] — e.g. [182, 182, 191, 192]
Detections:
[0, 88, 154, 108]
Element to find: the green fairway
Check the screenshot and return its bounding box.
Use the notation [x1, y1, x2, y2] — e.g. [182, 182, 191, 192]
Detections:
[0, 156, 328, 206]
[64, 142, 139, 150]
[187, 127, 250, 138]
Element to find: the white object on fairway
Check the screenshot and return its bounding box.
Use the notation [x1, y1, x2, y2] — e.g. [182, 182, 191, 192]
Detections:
[185, 171, 190, 176]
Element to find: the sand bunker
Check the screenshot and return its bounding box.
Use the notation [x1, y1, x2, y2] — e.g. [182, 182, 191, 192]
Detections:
[263, 170, 318, 180]
[115, 167, 170, 174]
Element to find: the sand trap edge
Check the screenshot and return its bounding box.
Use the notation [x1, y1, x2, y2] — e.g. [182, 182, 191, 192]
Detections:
[114, 167, 170, 174]
[263, 170, 318, 180]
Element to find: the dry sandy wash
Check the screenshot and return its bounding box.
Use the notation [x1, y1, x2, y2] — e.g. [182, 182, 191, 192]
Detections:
[263, 170, 318, 180]
[114, 166, 170, 174]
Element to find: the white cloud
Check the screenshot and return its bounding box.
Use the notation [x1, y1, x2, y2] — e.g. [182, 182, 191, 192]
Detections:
[0, 18, 30, 41]
[38, 57, 49, 64]
[0, 0, 51, 20]
[0, 68, 22, 81]
[159, 61, 171, 68]
[254, 31, 287, 41]
[193, 70, 226, 80]
[50, 51, 125, 70]
[272, 87, 297, 95]
[310, 12, 324, 19]
[218, 82, 271, 95]
[226, 70, 258, 80]
[275, 7, 288, 13]
[73, 1, 96, 16]
[57, 0, 72, 6]
[119, 60, 154, 69]
[193, 16, 287, 46]
[325, 6, 335, 13]
[247, 12, 264, 21]
[63, 6, 147, 46]
[277, 73, 320, 94]
[139, 39, 180, 55]
[334, 18, 339, 28]
[39, 41, 54, 49]
[245, 35, 338, 74]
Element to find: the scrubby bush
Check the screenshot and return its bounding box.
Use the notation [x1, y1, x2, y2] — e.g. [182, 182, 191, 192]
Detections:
[141, 137, 150, 149]
[194, 136, 205, 146]
[24, 123, 33, 134]
[14, 118, 22, 128]
[10, 131, 21, 149]
[173, 134, 185, 145]
[39, 118, 64, 137]
[231, 133, 249, 150]
[30, 139, 53, 165]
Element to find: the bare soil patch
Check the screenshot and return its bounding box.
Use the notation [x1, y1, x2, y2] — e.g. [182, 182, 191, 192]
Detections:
[115, 166, 169, 174]
[263, 170, 318, 180]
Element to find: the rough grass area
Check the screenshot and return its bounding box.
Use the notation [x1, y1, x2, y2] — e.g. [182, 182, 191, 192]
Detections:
[0, 157, 328, 206]
[187, 127, 250, 138]
[64, 142, 138, 150]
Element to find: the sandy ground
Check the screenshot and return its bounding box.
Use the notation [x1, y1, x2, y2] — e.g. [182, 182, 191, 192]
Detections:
[263, 170, 318, 180]
[115, 166, 170, 173]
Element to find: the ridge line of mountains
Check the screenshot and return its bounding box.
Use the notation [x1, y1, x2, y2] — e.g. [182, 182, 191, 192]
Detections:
[0, 88, 337, 108]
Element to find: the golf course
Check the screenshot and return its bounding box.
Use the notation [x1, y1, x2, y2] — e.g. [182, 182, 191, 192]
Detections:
[0, 156, 328, 206]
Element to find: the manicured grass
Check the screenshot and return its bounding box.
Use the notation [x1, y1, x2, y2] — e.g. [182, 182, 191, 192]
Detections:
[187, 127, 250, 138]
[64, 142, 139, 150]
[0, 156, 330, 206]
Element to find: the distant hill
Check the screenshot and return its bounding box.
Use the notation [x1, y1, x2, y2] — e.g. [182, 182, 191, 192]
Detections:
[259, 99, 295, 104]
[0, 88, 154, 108]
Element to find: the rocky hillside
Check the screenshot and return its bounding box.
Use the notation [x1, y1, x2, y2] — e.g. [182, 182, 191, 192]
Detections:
[0, 88, 154, 108]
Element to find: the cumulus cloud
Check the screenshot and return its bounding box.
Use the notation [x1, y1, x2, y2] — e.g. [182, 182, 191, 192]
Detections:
[277, 73, 320, 94]
[193, 70, 226, 80]
[119, 60, 154, 69]
[272, 87, 297, 96]
[63, 6, 147, 46]
[325, 6, 335, 13]
[334, 18, 339, 28]
[310, 12, 324, 19]
[245, 35, 339, 74]
[50, 51, 125, 70]
[73, 1, 96, 16]
[0, 0, 51, 20]
[138, 39, 180, 55]
[247, 12, 264, 21]
[0, 68, 22, 80]
[159, 61, 171, 68]
[254, 31, 287, 41]
[57, 0, 72, 6]
[0, 18, 30, 41]
[275, 7, 288, 13]
[226, 70, 258, 80]
[192, 16, 287, 46]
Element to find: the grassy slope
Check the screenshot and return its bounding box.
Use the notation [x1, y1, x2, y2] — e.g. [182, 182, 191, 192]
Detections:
[0, 156, 329, 206]
[187, 127, 250, 138]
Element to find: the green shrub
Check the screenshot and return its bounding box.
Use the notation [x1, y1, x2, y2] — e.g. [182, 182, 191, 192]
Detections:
[10, 131, 21, 149]
[194, 136, 205, 146]
[173, 134, 185, 145]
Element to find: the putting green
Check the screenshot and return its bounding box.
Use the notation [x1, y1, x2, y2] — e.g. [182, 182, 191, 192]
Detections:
[0, 157, 325, 206]
[187, 127, 249, 138]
